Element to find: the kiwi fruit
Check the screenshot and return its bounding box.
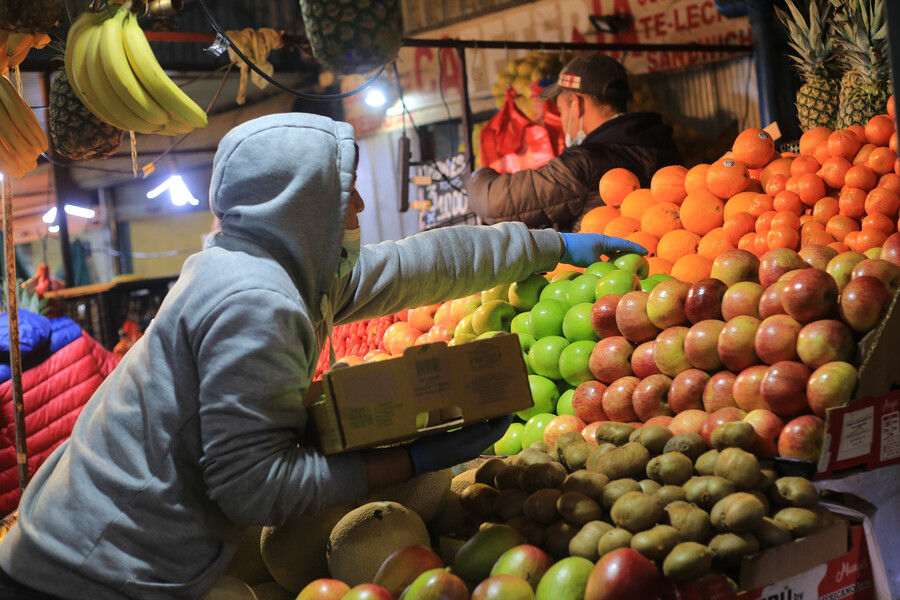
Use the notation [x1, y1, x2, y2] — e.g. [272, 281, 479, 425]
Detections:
[654, 485, 688, 506]
[554, 431, 586, 460]
[646, 452, 694, 485]
[708, 532, 760, 567]
[543, 520, 579, 560]
[563, 442, 603, 472]
[610, 491, 664, 533]
[664, 500, 713, 544]
[771, 477, 819, 508]
[630, 524, 682, 562]
[518, 461, 568, 492]
[683, 476, 736, 511]
[600, 478, 642, 511]
[711, 492, 767, 533]
[710, 421, 758, 451]
[568, 520, 614, 561]
[562, 471, 609, 502]
[587, 442, 650, 480]
[773, 507, 825, 539]
[530, 441, 553, 453]
[556, 491, 603, 525]
[594, 422, 637, 446]
[755, 516, 792, 548]
[694, 449, 720, 476]
[522, 488, 563, 525]
[493, 488, 531, 521]
[475, 458, 508, 487]
[639, 479, 663, 495]
[629, 423, 673, 455]
[597, 527, 634, 557]
[494, 465, 525, 491]
[662, 542, 713, 582]
[517, 447, 554, 466]
[459, 483, 499, 519]
[713, 447, 761, 490]
[663, 433, 708, 461]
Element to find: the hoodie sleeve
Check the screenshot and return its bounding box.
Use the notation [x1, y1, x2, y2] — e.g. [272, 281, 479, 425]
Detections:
[330, 222, 563, 325]
[195, 288, 367, 525]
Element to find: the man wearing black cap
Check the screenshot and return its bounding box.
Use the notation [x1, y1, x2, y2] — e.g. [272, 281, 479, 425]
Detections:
[468, 52, 681, 232]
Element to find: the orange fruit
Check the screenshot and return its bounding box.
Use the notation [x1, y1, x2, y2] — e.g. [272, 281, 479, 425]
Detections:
[861, 213, 895, 236]
[868, 147, 897, 176]
[891, 133, 899, 154]
[785, 175, 800, 195]
[599, 168, 640, 208]
[755, 210, 777, 234]
[724, 191, 759, 219]
[737, 232, 758, 255]
[580, 205, 621, 233]
[764, 173, 788, 196]
[888, 95, 895, 118]
[770, 211, 801, 231]
[864, 187, 900, 218]
[801, 228, 835, 248]
[680, 191, 725, 236]
[795, 172, 825, 206]
[825, 215, 860, 241]
[848, 124, 867, 144]
[656, 229, 700, 264]
[800, 127, 833, 156]
[647, 256, 673, 276]
[625, 231, 659, 256]
[813, 197, 840, 224]
[651, 165, 689, 205]
[838, 187, 867, 219]
[620, 189, 658, 220]
[843, 231, 860, 252]
[865, 115, 894, 146]
[878, 172, 899, 192]
[853, 143, 877, 166]
[790, 155, 821, 177]
[723, 211, 757, 246]
[706, 159, 751, 199]
[766, 226, 800, 250]
[814, 140, 832, 166]
[748, 193, 775, 217]
[754, 234, 770, 256]
[684, 163, 711, 195]
[641, 202, 683, 238]
[670, 254, 713, 284]
[817, 155, 852, 189]
[799, 214, 814, 226]
[827, 129, 863, 160]
[697, 228, 734, 259]
[828, 241, 851, 253]
[760, 157, 793, 188]
[604, 216, 641, 238]
[732, 128, 775, 168]
[844, 165, 878, 191]
[773, 190, 803, 215]
[800, 220, 824, 235]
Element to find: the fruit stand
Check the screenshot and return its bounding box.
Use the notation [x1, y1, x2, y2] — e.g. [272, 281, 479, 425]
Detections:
[1, 0, 900, 598]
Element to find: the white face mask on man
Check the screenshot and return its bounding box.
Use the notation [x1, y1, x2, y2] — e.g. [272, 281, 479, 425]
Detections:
[335, 227, 361, 278]
[564, 96, 586, 148]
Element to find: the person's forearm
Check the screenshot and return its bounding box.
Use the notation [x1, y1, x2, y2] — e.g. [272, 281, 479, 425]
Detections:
[362, 446, 414, 493]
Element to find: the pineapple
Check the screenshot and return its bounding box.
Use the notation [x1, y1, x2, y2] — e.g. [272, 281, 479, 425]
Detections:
[49, 69, 123, 161]
[298, 0, 403, 75]
[0, 0, 63, 33]
[776, 0, 840, 130]
[832, 0, 891, 128]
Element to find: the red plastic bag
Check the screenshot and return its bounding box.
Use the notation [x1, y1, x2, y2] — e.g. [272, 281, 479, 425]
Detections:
[480, 88, 558, 174]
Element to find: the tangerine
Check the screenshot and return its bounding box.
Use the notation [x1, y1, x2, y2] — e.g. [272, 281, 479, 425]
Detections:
[827, 241, 850, 253]
[755, 210, 777, 234]
[760, 157, 793, 188]
[737, 232, 758, 255]
[843, 231, 860, 252]
[723, 211, 757, 246]
[680, 191, 725, 236]
[838, 187, 867, 219]
[825, 215, 860, 241]
[813, 197, 840, 224]
[878, 172, 900, 192]
[827, 129, 863, 160]
[753, 233, 770, 256]
[865, 115, 895, 146]
[599, 168, 641, 208]
[801, 228, 835, 248]
[844, 165, 878, 191]
[888, 95, 895, 118]
[766, 226, 800, 250]
[799, 127, 833, 156]
[817, 155, 852, 189]
[670, 254, 713, 284]
[651, 165, 689, 205]
[641, 202, 683, 238]
[685, 163, 711, 195]
[706, 159, 751, 199]
[724, 191, 759, 219]
[864, 187, 900, 218]
[620, 189, 658, 220]
[790, 155, 821, 177]
[890, 133, 899, 154]
[697, 228, 734, 259]
[748, 194, 775, 217]
[773, 190, 803, 215]
[580, 205, 622, 233]
[625, 231, 659, 256]
[604, 216, 641, 238]
[868, 147, 897, 176]
[647, 256, 673, 276]
[853, 143, 877, 166]
[795, 172, 826, 206]
[848, 124, 867, 145]
[732, 128, 775, 168]
[765, 173, 789, 196]
[813, 140, 831, 166]
[770, 211, 801, 231]
[656, 229, 700, 264]
[861, 212, 895, 236]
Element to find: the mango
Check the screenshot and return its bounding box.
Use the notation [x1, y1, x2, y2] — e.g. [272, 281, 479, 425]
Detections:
[403, 568, 468, 600]
[452, 524, 527, 582]
[534, 556, 594, 600]
[373, 544, 443, 599]
[471, 574, 535, 600]
[490, 544, 553, 591]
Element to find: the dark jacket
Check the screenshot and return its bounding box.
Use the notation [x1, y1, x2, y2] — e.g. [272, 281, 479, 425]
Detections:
[467, 112, 681, 232]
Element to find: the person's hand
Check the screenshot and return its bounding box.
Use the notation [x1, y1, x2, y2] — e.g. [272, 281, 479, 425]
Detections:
[559, 233, 648, 267]
[406, 415, 514, 476]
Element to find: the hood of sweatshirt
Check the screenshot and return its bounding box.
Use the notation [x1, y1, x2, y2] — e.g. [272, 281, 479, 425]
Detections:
[206, 113, 357, 310]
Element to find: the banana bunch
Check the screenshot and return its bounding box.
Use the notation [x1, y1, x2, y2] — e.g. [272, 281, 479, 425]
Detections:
[0, 74, 49, 177]
[0, 31, 51, 75]
[65, 5, 207, 135]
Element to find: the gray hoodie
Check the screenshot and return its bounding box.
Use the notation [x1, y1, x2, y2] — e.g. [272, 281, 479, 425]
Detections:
[0, 113, 564, 599]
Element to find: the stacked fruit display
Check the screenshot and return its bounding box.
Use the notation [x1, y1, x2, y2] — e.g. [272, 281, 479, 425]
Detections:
[0, 73, 47, 177]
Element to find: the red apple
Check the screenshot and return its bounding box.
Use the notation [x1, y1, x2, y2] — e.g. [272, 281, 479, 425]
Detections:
[342, 584, 394, 600]
[702, 370, 739, 412]
[616, 291, 661, 344]
[449, 294, 482, 322]
[839, 275, 891, 333]
[297, 579, 351, 600]
[669, 369, 710, 413]
[851, 258, 900, 294]
[389, 327, 425, 356]
[807, 361, 858, 418]
[591, 294, 623, 339]
[433, 302, 457, 328]
[777, 414, 826, 461]
[732, 365, 769, 412]
[408, 304, 441, 332]
[742, 408, 785, 458]
[588, 337, 635, 384]
[572, 380, 609, 423]
[722, 281, 764, 320]
[760, 361, 812, 418]
[826, 251, 868, 292]
[754, 314, 803, 365]
[582, 421, 604, 443]
[373, 544, 444, 599]
[718, 315, 762, 372]
[881, 232, 900, 267]
[700, 406, 747, 446]
[669, 409, 710, 436]
[710, 249, 760, 287]
[471, 575, 535, 600]
[799, 244, 839, 270]
[796, 319, 856, 370]
[601, 376, 640, 422]
[631, 341, 662, 378]
[584, 547, 663, 600]
[427, 323, 455, 343]
[646, 279, 692, 329]
[684, 278, 729, 324]
[653, 326, 693, 377]
[759, 248, 808, 287]
[544, 415, 588, 446]
[758, 281, 790, 319]
[684, 319, 726, 371]
[644, 415, 674, 427]
[632, 374, 675, 422]
[781, 268, 840, 323]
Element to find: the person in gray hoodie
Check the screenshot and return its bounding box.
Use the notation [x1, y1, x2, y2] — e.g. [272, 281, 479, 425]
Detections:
[0, 113, 644, 599]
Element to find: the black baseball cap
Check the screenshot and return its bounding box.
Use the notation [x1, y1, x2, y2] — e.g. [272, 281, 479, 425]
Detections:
[538, 52, 632, 101]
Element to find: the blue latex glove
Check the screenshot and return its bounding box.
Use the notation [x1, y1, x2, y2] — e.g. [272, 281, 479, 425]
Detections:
[559, 233, 648, 267]
[406, 415, 514, 476]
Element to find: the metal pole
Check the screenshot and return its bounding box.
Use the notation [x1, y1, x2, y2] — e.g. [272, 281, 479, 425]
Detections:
[2, 177, 29, 493]
[456, 47, 474, 174]
[401, 38, 752, 54]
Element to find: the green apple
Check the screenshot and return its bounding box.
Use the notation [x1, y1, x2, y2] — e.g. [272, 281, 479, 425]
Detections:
[565, 274, 601, 307]
[454, 314, 476, 337]
[529, 299, 567, 338]
[595, 269, 641, 299]
[864, 247, 882, 259]
[509, 273, 550, 311]
[528, 335, 570, 380]
[481, 283, 512, 304]
[493, 422, 526, 455]
[476, 330, 506, 340]
[641, 278, 660, 292]
[472, 300, 517, 335]
[551, 270, 582, 282]
[523, 352, 534, 375]
[518, 375, 560, 420]
[447, 333, 477, 346]
[614, 253, 650, 279]
[584, 261, 617, 277]
[510, 312, 533, 336]
[558, 340, 597, 386]
[556, 389, 576, 416]
[517, 332, 536, 352]
[540, 280, 572, 303]
[522, 412, 558, 448]
[648, 273, 674, 282]
[562, 302, 599, 342]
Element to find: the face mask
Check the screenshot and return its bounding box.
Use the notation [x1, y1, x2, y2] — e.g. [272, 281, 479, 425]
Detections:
[336, 227, 361, 278]
[564, 95, 586, 148]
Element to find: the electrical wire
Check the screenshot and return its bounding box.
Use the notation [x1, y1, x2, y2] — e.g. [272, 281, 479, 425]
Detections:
[194, 0, 385, 101]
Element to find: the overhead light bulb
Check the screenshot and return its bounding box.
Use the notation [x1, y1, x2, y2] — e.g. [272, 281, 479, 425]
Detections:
[48, 225, 59, 233]
[64, 205, 95, 219]
[364, 89, 386, 107]
[42, 206, 57, 223]
[147, 175, 199, 206]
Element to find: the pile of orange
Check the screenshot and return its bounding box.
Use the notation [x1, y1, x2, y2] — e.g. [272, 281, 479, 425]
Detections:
[582, 95, 900, 283]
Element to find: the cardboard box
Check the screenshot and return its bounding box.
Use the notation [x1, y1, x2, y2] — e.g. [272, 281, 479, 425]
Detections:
[307, 333, 533, 454]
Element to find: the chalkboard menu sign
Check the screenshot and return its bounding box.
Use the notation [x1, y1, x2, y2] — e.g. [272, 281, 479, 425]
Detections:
[414, 154, 480, 231]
